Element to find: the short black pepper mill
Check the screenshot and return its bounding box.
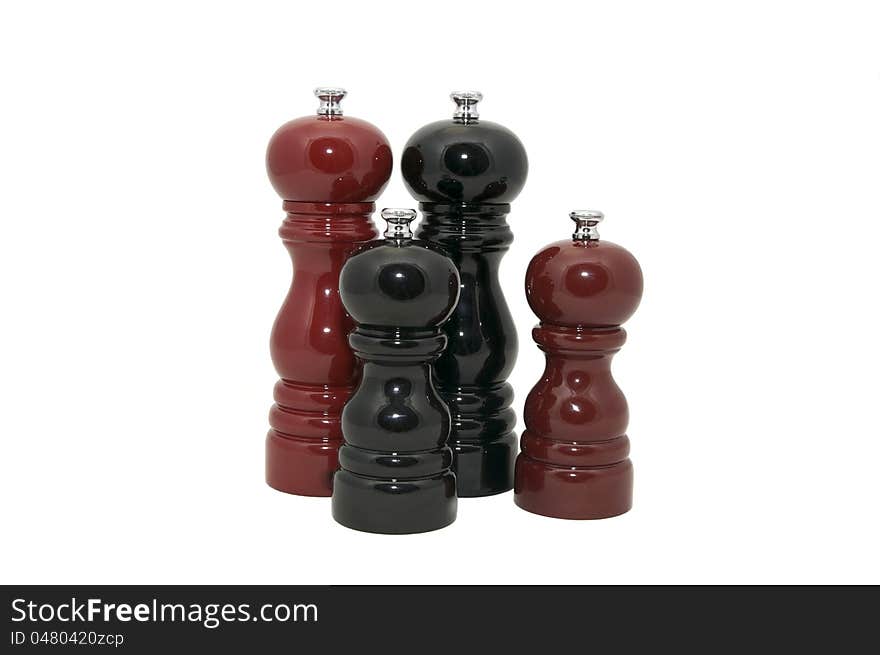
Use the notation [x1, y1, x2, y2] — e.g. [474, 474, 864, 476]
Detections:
[332, 208, 461, 533]
[401, 91, 528, 496]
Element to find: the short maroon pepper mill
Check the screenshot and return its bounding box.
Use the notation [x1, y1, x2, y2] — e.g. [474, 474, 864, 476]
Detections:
[514, 211, 643, 519]
[265, 88, 392, 496]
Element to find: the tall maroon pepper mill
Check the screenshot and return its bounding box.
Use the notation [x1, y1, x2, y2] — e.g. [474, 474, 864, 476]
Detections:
[514, 211, 643, 519]
[264, 88, 392, 496]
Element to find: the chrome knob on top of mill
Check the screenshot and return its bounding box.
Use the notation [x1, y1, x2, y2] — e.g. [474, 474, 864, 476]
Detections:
[401, 91, 528, 497]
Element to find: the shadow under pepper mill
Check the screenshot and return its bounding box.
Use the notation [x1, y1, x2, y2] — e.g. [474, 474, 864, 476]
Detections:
[514, 211, 643, 519]
[333, 209, 460, 533]
[401, 91, 528, 496]
[264, 88, 392, 496]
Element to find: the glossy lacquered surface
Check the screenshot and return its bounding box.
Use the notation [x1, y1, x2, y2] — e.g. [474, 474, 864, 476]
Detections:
[266, 202, 378, 496]
[403, 114, 527, 497]
[525, 240, 643, 327]
[416, 204, 518, 496]
[264, 105, 391, 496]
[333, 237, 460, 533]
[401, 120, 528, 204]
[267, 116, 392, 203]
[514, 239, 643, 519]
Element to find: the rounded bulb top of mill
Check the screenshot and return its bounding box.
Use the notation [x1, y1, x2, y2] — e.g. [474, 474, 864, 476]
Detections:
[266, 87, 393, 203]
[340, 209, 461, 328]
[401, 91, 528, 204]
[526, 211, 643, 328]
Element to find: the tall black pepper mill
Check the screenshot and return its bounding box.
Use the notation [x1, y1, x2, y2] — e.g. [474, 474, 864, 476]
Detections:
[333, 208, 461, 533]
[401, 92, 528, 496]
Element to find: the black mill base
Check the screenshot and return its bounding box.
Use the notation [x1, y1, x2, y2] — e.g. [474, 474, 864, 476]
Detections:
[451, 435, 516, 497]
[332, 471, 457, 534]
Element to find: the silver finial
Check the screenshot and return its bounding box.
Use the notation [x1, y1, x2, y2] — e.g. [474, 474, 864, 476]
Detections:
[451, 91, 482, 123]
[381, 208, 417, 241]
[571, 210, 604, 241]
[315, 87, 346, 116]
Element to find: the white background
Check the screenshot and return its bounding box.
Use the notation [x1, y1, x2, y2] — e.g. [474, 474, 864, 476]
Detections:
[1, 1, 878, 584]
